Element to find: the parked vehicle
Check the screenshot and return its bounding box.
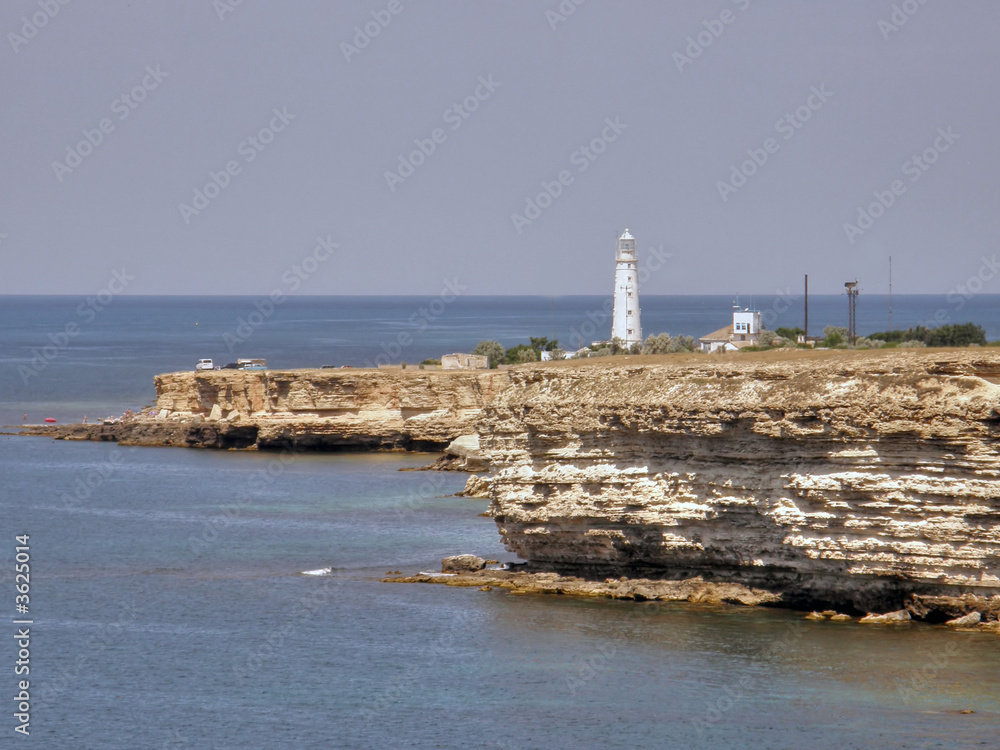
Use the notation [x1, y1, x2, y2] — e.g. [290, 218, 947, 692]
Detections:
[195, 359, 215, 371]
[237, 358, 267, 371]
[221, 362, 239, 370]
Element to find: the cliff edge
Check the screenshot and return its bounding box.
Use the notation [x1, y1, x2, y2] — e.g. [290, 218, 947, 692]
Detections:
[480, 350, 1000, 615]
[19, 369, 507, 451]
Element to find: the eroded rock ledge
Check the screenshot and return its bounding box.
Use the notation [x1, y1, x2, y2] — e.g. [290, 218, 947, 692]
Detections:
[385, 566, 782, 607]
[16, 350, 1000, 620]
[17, 368, 508, 451]
[384, 558, 1000, 629]
[478, 351, 1000, 616]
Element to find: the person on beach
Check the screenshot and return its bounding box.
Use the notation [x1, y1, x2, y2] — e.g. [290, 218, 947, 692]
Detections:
[83, 415, 88, 423]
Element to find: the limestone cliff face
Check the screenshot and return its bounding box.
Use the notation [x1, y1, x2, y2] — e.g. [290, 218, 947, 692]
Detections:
[481, 352, 1000, 611]
[151, 369, 507, 450]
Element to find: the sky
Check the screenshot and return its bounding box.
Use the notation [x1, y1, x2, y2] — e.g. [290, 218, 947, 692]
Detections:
[1, 0, 998, 297]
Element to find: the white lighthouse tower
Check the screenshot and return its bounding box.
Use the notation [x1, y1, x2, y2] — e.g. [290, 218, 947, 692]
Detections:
[611, 227, 641, 347]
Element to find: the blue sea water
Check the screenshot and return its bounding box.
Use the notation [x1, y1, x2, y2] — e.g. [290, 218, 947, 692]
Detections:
[3, 293, 999, 425]
[1, 296, 999, 748]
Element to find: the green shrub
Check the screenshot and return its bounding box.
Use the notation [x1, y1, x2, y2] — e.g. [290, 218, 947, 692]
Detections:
[868, 323, 986, 347]
[776, 327, 804, 340]
[822, 326, 848, 347]
[472, 340, 505, 368]
[505, 344, 538, 364]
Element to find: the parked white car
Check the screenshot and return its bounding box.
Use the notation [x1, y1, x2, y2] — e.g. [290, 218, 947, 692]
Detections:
[195, 359, 215, 371]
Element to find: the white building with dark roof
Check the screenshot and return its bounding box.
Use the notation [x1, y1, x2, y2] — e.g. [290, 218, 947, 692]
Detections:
[699, 304, 762, 353]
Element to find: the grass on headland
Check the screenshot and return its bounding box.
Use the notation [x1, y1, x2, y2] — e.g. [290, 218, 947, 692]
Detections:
[473, 322, 994, 369]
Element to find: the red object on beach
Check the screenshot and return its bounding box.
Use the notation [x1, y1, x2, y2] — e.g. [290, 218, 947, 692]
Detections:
[44, 417, 57, 423]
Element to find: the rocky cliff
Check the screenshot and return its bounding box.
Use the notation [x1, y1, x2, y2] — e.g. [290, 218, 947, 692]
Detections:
[480, 351, 1000, 614]
[18, 350, 1000, 617]
[19, 369, 507, 451]
[152, 368, 508, 450]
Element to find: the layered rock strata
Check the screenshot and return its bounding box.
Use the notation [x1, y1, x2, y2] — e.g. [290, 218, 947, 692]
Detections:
[480, 351, 1000, 615]
[17, 350, 1000, 619]
[18, 369, 507, 451]
[155, 369, 507, 451]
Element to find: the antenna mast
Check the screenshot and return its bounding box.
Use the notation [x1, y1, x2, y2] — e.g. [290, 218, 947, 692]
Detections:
[804, 274, 809, 339]
[845, 280, 859, 345]
[888, 256, 893, 331]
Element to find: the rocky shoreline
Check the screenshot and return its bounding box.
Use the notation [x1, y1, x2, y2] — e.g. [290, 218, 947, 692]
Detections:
[478, 351, 1000, 618]
[384, 558, 782, 607]
[13, 350, 1000, 623]
[10, 367, 507, 451]
[10, 419, 262, 449]
[385, 555, 1000, 632]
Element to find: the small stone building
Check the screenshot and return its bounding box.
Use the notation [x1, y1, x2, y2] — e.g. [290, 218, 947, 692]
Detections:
[441, 353, 489, 370]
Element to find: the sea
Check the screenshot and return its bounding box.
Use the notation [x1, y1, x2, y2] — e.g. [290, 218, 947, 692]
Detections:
[1, 295, 999, 749]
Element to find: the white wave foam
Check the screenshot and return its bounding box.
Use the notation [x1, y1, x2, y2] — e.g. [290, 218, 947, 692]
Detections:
[300, 567, 334, 576]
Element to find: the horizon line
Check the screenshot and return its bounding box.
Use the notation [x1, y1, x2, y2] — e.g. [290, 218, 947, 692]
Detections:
[0, 292, 985, 299]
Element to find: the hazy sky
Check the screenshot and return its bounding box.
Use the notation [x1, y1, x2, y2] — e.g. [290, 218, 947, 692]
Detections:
[2, 0, 997, 296]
